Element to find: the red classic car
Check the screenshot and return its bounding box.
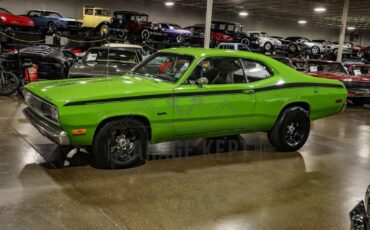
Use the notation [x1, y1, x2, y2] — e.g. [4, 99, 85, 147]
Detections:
[350, 42, 370, 58]
[292, 59, 369, 106]
[0, 8, 35, 29]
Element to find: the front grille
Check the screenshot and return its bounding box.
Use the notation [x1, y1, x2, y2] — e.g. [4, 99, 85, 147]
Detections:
[65, 21, 81, 26]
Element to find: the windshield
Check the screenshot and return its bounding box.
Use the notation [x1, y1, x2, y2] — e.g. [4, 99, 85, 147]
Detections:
[45, 12, 62, 18]
[0, 8, 11, 14]
[84, 49, 138, 64]
[307, 62, 347, 74]
[351, 66, 370, 76]
[131, 52, 194, 83]
[169, 24, 181, 29]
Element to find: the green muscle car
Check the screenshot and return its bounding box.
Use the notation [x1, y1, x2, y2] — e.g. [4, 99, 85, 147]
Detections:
[22, 48, 347, 169]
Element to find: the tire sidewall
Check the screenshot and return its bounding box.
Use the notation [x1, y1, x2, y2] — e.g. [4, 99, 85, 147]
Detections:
[92, 119, 148, 169]
[264, 42, 273, 51]
[141, 29, 150, 41]
[311, 46, 320, 55]
[269, 107, 310, 151]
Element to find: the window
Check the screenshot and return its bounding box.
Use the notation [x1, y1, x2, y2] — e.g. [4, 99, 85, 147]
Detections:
[187, 57, 246, 85]
[84, 49, 138, 64]
[85, 9, 93, 15]
[240, 59, 272, 82]
[45, 12, 62, 18]
[219, 23, 226, 30]
[28, 11, 41, 17]
[238, 44, 249, 51]
[131, 53, 194, 83]
[0, 8, 11, 14]
[307, 61, 347, 74]
[227, 24, 236, 32]
[95, 10, 111, 17]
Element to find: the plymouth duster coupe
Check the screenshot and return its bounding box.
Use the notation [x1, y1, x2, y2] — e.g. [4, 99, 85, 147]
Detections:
[23, 48, 347, 169]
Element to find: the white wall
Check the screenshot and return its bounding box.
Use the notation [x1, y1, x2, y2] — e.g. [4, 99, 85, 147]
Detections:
[1, 0, 369, 45]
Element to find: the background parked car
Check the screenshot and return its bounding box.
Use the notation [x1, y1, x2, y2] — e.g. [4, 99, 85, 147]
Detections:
[282, 37, 327, 55]
[344, 63, 370, 105]
[24, 10, 82, 33]
[0, 8, 35, 30]
[189, 24, 233, 46]
[247, 31, 282, 51]
[69, 46, 141, 78]
[158, 23, 191, 43]
[79, 6, 112, 28]
[108, 11, 166, 42]
[3, 45, 77, 80]
[210, 21, 251, 45]
[294, 59, 368, 106]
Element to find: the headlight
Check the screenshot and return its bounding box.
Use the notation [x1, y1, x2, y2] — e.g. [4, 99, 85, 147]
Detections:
[23, 89, 59, 124]
[23, 88, 32, 104]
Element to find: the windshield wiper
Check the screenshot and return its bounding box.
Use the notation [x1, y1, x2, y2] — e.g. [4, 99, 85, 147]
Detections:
[128, 71, 159, 83]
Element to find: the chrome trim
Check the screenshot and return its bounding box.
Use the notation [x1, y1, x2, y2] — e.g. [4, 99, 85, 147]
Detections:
[23, 108, 70, 146]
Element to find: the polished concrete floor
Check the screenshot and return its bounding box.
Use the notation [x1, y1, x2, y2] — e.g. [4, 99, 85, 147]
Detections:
[0, 95, 369, 230]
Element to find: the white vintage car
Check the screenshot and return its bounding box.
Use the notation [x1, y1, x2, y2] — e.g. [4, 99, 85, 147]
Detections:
[312, 40, 352, 56]
[246, 31, 283, 51]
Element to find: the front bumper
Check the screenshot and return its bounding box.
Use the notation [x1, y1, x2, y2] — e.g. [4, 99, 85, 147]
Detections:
[23, 107, 70, 146]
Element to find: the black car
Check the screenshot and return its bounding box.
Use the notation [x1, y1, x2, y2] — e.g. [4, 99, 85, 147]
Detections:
[350, 185, 370, 230]
[3, 45, 77, 80]
[210, 21, 251, 45]
[69, 46, 142, 78]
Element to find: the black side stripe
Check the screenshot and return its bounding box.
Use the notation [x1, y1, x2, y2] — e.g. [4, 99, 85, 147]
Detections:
[64, 83, 344, 106]
[254, 82, 344, 93]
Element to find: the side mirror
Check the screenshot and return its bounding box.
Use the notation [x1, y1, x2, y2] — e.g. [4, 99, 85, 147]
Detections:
[196, 77, 208, 87]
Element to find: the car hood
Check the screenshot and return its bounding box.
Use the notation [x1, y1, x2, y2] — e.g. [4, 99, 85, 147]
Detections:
[165, 28, 191, 34]
[1, 14, 33, 23]
[69, 62, 136, 77]
[59, 17, 79, 22]
[25, 75, 174, 106]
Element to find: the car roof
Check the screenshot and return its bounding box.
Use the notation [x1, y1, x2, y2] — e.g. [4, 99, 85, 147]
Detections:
[101, 43, 143, 49]
[160, 48, 271, 60]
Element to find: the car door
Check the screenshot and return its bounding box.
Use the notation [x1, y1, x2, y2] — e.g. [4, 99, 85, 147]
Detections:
[173, 57, 255, 137]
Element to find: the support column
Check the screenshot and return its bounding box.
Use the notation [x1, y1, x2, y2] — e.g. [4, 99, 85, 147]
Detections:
[204, 0, 214, 49]
[337, 0, 350, 62]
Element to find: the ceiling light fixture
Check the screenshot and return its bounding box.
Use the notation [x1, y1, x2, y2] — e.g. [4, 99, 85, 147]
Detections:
[314, 7, 327, 12]
[298, 20, 307, 24]
[347, 26, 356, 30]
[164, 1, 175, 7]
[239, 11, 248, 17]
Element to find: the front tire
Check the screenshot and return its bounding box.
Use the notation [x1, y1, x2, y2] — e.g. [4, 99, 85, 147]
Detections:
[268, 106, 310, 152]
[0, 71, 19, 96]
[176, 34, 185, 44]
[141, 29, 151, 41]
[264, 42, 273, 51]
[311, 46, 320, 55]
[91, 119, 148, 169]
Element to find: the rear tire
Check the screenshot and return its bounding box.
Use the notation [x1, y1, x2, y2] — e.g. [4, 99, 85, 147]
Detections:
[91, 119, 148, 169]
[268, 106, 310, 152]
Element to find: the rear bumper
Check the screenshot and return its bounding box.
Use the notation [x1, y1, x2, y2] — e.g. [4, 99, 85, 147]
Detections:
[23, 107, 70, 145]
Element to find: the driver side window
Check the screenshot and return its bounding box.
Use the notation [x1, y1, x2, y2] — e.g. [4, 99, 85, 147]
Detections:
[186, 57, 246, 85]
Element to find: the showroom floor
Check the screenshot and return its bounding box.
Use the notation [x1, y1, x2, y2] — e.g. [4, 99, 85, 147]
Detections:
[0, 95, 369, 230]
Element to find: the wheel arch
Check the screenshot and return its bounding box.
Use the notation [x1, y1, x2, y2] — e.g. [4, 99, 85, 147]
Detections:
[94, 115, 152, 142]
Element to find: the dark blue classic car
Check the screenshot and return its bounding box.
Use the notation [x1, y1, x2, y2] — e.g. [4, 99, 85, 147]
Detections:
[24, 10, 82, 32]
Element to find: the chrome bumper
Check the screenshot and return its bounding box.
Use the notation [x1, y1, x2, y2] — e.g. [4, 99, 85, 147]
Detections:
[23, 107, 70, 145]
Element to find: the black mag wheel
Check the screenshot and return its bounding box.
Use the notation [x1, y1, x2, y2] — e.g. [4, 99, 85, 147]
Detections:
[0, 71, 19, 96]
[91, 119, 148, 169]
[268, 106, 310, 152]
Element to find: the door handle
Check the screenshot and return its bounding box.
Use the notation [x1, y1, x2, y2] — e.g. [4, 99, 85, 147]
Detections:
[244, 89, 255, 94]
